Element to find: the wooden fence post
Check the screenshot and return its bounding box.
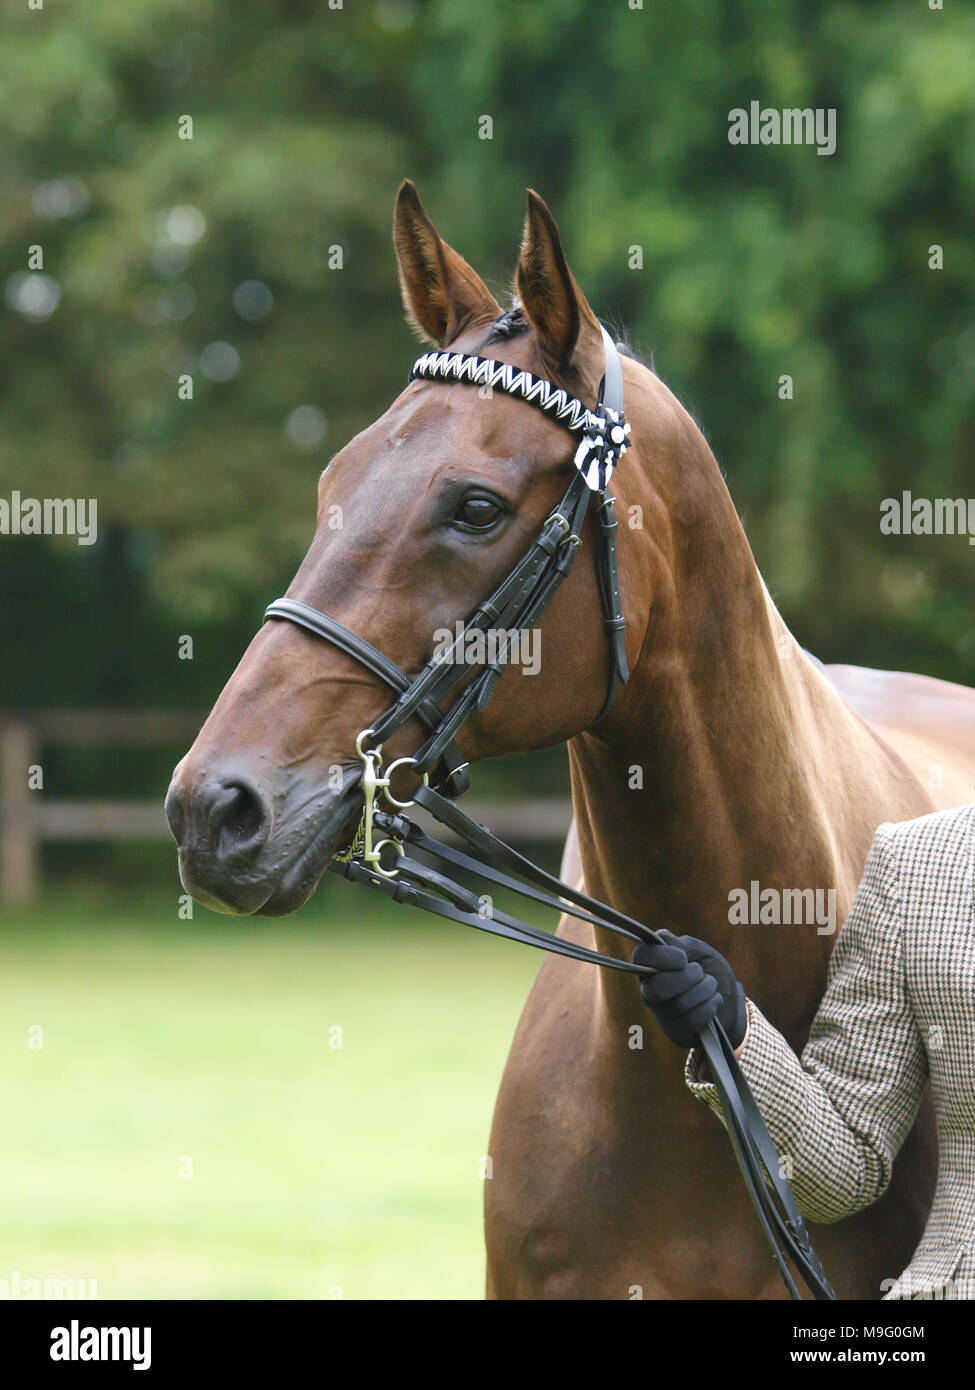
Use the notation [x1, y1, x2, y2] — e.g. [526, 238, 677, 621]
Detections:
[1, 720, 39, 901]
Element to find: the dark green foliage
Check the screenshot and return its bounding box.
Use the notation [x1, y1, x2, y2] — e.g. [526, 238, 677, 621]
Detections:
[2, 0, 972, 716]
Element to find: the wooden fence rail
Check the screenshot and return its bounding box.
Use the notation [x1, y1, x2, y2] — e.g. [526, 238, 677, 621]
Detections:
[0, 709, 204, 902]
[0, 711, 572, 901]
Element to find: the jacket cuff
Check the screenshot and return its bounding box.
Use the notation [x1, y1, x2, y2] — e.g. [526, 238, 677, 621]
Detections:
[684, 999, 762, 1122]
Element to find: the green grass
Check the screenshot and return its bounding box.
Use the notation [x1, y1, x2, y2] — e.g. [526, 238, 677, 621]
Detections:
[0, 882, 541, 1299]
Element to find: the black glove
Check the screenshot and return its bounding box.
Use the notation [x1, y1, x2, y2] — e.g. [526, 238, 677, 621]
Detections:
[632, 929, 748, 1049]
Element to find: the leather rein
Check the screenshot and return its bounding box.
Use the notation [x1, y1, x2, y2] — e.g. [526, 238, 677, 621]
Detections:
[264, 327, 835, 1302]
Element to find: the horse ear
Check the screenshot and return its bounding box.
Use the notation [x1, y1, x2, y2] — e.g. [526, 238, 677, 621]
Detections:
[393, 180, 501, 347]
[515, 190, 602, 376]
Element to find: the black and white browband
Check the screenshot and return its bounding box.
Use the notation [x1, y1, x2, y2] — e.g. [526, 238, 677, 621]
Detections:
[409, 326, 631, 492]
[266, 324, 631, 797]
[409, 349, 600, 433]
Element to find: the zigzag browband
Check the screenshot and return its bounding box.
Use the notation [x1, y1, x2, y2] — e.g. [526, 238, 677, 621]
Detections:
[408, 351, 600, 437]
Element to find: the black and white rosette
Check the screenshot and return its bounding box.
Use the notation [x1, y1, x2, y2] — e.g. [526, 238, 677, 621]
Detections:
[572, 403, 631, 491]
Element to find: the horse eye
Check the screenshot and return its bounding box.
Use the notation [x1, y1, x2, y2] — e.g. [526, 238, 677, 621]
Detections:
[454, 495, 504, 530]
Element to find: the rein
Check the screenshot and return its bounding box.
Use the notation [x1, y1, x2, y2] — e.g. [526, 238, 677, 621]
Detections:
[264, 327, 835, 1301]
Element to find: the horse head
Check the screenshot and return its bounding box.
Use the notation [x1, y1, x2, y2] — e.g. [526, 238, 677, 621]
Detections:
[166, 182, 648, 914]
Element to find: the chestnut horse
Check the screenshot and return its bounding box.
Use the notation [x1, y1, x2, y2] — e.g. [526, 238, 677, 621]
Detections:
[166, 181, 975, 1299]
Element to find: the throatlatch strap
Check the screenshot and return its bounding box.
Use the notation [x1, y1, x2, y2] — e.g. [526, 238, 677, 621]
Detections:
[591, 326, 628, 713]
[594, 490, 628, 721]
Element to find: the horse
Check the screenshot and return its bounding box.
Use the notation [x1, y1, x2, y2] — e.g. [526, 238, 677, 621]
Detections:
[166, 180, 975, 1299]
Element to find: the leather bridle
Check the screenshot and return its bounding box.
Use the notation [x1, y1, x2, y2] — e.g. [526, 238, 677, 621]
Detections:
[267, 326, 630, 799]
[262, 325, 835, 1302]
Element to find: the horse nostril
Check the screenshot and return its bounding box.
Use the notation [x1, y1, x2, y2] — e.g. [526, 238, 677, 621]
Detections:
[208, 778, 270, 859]
[165, 780, 187, 843]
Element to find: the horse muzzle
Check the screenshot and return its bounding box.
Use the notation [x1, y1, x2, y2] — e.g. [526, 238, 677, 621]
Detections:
[165, 758, 362, 915]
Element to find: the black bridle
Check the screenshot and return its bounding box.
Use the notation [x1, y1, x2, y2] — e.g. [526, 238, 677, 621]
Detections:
[263, 326, 835, 1302]
[266, 326, 630, 799]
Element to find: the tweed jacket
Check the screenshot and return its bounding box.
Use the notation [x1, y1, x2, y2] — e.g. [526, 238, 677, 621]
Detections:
[685, 801, 975, 1300]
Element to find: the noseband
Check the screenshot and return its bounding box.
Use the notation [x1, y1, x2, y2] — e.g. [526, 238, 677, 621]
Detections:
[261, 324, 835, 1302]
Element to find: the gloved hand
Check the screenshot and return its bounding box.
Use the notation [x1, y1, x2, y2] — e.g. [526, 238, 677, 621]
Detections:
[632, 930, 748, 1049]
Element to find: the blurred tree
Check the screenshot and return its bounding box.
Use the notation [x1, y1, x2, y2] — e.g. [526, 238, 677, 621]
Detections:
[0, 0, 972, 727]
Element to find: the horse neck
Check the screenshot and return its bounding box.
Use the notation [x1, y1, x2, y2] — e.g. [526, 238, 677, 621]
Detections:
[566, 362, 913, 1039]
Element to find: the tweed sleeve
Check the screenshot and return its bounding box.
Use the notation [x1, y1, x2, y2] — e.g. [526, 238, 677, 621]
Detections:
[684, 822, 928, 1225]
